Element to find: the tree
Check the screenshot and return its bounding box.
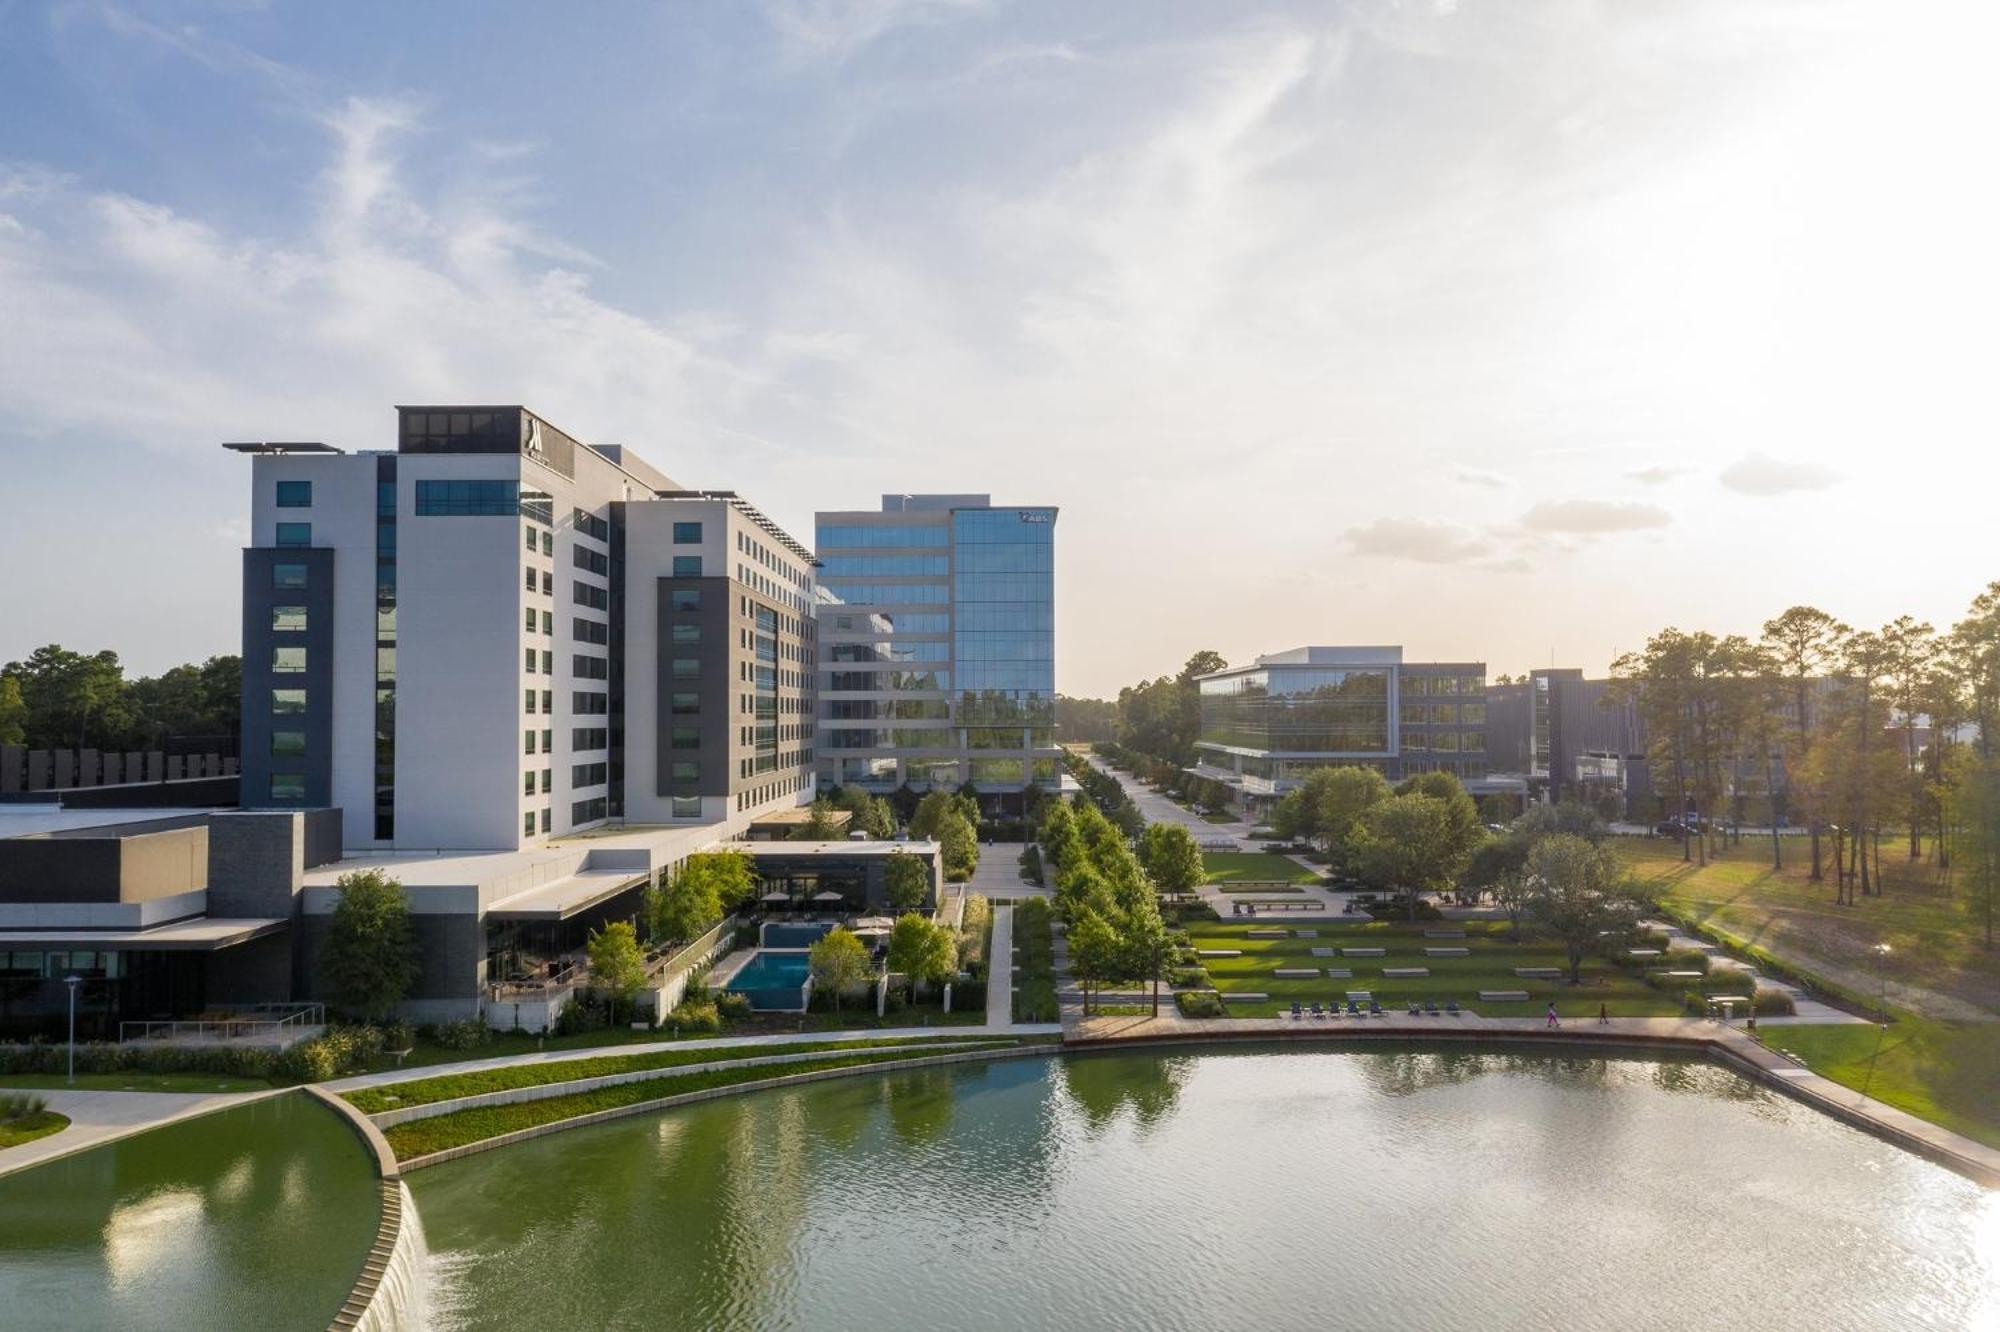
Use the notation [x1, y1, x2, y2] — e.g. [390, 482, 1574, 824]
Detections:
[808, 927, 871, 1014]
[1273, 766, 1389, 862]
[322, 869, 421, 1022]
[1523, 834, 1653, 983]
[883, 850, 931, 910]
[1350, 792, 1478, 921]
[0, 677, 23, 746]
[677, 850, 756, 914]
[1066, 908, 1122, 1015]
[1762, 606, 1846, 879]
[1138, 822, 1204, 896]
[792, 795, 843, 841]
[1114, 649, 1228, 766]
[938, 811, 979, 882]
[1039, 800, 1081, 876]
[2, 645, 131, 751]
[587, 920, 647, 1024]
[1945, 746, 2000, 949]
[1879, 616, 1940, 861]
[909, 790, 957, 840]
[650, 860, 724, 946]
[886, 913, 957, 994]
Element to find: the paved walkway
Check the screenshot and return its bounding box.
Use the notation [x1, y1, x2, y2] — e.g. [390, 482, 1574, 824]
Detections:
[1083, 754, 1251, 847]
[0, 1086, 281, 1179]
[964, 846, 1048, 900]
[1063, 1012, 2000, 1186]
[1642, 918, 1870, 1026]
[987, 905, 1014, 1020]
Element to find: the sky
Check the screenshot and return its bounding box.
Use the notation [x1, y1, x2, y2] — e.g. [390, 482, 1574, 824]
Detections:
[1, 0, 1994, 698]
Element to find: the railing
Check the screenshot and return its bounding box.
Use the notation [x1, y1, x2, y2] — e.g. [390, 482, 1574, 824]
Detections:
[119, 1002, 325, 1044]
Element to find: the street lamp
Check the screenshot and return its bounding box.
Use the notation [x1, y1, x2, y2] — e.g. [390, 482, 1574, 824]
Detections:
[63, 974, 82, 1085]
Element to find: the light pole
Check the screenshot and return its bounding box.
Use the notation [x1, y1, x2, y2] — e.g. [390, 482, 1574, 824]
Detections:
[1861, 943, 1891, 1101]
[63, 974, 82, 1085]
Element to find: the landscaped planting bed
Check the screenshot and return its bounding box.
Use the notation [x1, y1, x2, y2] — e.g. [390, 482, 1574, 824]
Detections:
[342, 1035, 1016, 1114]
[1185, 919, 1682, 1018]
[1200, 852, 1322, 884]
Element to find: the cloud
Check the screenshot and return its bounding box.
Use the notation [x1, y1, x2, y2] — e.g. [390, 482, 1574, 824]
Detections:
[1453, 467, 1510, 489]
[1520, 499, 1673, 534]
[1627, 464, 1686, 485]
[1718, 451, 1842, 496]
[1344, 517, 1491, 564]
[760, 0, 990, 67]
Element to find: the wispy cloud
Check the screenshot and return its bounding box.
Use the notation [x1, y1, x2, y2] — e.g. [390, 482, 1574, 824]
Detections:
[1344, 517, 1491, 564]
[760, 0, 990, 67]
[1627, 464, 1686, 485]
[1453, 467, 1510, 489]
[1718, 451, 1842, 496]
[1521, 499, 1673, 534]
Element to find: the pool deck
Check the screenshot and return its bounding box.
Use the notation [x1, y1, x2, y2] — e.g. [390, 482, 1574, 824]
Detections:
[1064, 1012, 2000, 1188]
[0, 1085, 284, 1180]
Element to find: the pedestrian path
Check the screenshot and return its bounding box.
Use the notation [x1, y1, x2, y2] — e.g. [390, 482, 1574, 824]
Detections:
[987, 905, 1014, 1020]
[1643, 918, 1870, 1026]
[0, 1086, 281, 1179]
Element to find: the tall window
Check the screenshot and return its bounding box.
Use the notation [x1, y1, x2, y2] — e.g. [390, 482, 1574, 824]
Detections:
[275, 480, 312, 508]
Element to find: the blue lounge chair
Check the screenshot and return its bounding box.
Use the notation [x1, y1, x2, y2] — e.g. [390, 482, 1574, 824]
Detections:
[1346, 999, 1361, 1016]
[1290, 1000, 1303, 1019]
[1310, 1002, 1325, 1018]
[1425, 998, 1440, 1016]
[1445, 998, 1461, 1015]
[1407, 1001, 1421, 1016]
[1369, 1000, 1384, 1017]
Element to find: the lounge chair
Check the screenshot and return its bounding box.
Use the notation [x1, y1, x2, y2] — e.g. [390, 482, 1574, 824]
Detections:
[1346, 999, 1361, 1016]
[1445, 999, 1460, 1015]
[1290, 1000, 1303, 1019]
[1369, 1000, 1384, 1017]
[1407, 1001, 1421, 1016]
[1309, 1002, 1325, 1018]
[1425, 998, 1440, 1016]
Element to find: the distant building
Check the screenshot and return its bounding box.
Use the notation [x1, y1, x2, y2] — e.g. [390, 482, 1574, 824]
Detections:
[813, 495, 1061, 814]
[1191, 647, 1509, 822]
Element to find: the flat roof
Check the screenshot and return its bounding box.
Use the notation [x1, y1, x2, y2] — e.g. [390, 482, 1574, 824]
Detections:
[743, 840, 937, 857]
[0, 806, 221, 840]
[0, 917, 286, 951]
[748, 807, 853, 826]
[486, 868, 648, 922]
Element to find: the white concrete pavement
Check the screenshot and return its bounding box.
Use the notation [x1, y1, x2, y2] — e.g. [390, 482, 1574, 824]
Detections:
[987, 906, 1014, 1020]
[1082, 754, 1252, 848]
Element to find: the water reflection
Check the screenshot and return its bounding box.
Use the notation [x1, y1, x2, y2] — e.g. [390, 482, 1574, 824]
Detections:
[1058, 1051, 1192, 1132]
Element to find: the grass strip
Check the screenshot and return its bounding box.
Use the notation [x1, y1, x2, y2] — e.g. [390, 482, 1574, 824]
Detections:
[0, 1111, 68, 1149]
[1013, 899, 1057, 1023]
[344, 1035, 1012, 1114]
[386, 1048, 1007, 1159]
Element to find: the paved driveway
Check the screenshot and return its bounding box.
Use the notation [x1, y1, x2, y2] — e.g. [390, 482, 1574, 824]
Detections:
[1082, 755, 1251, 848]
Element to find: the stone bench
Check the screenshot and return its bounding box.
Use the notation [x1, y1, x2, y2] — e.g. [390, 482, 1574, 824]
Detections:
[1514, 967, 1562, 978]
[1295, 929, 1319, 938]
[1424, 947, 1469, 957]
[1247, 929, 1290, 938]
[1424, 930, 1467, 939]
[1309, 947, 1337, 957]
[1478, 989, 1530, 1002]
[1648, 969, 1704, 979]
[1198, 949, 1242, 958]
[1625, 948, 1662, 958]
[1382, 967, 1430, 978]
[1222, 992, 1268, 1003]
[1273, 969, 1321, 979]
[1342, 947, 1386, 957]
[1344, 990, 1373, 1002]
[1325, 968, 1353, 979]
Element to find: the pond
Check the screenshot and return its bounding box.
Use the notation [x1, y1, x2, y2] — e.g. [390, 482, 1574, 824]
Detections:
[0, 1092, 380, 1330]
[406, 1047, 1998, 1330]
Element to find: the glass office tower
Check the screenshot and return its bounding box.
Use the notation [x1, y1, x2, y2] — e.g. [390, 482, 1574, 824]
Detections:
[815, 495, 1059, 813]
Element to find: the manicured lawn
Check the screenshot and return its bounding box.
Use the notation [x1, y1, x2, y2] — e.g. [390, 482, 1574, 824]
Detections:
[1201, 852, 1321, 885]
[383, 1047, 988, 1159]
[0, 1111, 68, 1149]
[1199, 811, 1236, 825]
[1616, 838, 1999, 1018]
[1014, 901, 1057, 1023]
[343, 1035, 1013, 1114]
[1212, 883, 1303, 894]
[0, 1072, 271, 1093]
[1761, 1019, 2000, 1151]
[1186, 919, 1685, 1018]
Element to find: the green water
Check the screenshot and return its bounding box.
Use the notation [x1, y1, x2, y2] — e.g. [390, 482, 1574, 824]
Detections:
[0, 1093, 379, 1330]
[410, 1047, 1999, 1330]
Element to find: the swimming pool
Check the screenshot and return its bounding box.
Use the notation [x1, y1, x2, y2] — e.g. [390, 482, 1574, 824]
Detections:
[726, 950, 812, 1010]
[762, 921, 835, 949]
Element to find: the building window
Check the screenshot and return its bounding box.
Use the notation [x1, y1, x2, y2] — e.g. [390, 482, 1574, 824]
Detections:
[670, 796, 701, 819]
[540, 769, 552, 793]
[541, 531, 554, 556]
[272, 563, 308, 589]
[270, 773, 305, 802]
[541, 570, 554, 595]
[672, 556, 702, 577]
[524, 771, 536, 795]
[414, 479, 520, 515]
[272, 689, 306, 715]
[574, 581, 609, 610]
[672, 658, 700, 679]
[271, 731, 307, 758]
[525, 608, 538, 633]
[573, 546, 609, 576]
[540, 728, 552, 751]
[526, 526, 537, 552]
[574, 618, 608, 644]
[541, 690, 553, 713]
[541, 610, 554, 635]
[273, 646, 306, 674]
[271, 605, 308, 633]
[671, 726, 700, 750]
[575, 508, 610, 542]
[541, 650, 553, 675]
[525, 811, 536, 837]
[670, 760, 699, 782]
[671, 589, 701, 612]
[275, 480, 312, 508]
[525, 730, 537, 755]
[672, 624, 700, 645]
[525, 648, 537, 673]
[540, 809, 552, 833]
[526, 567, 537, 593]
[671, 692, 700, 715]
[525, 690, 537, 714]
[275, 522, 311, 548]
[672, 521, 703, 544]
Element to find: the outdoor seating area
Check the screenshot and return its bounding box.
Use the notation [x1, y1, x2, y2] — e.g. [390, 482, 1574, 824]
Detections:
[1230, 899, 1321, 915]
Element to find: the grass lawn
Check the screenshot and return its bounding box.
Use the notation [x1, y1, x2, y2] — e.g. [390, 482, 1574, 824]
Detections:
[1765, 1019, 2000, 1151]
[1212, 883, 1303, 894]
[1616, 838, 2000, 1018]
[1186, 918, 1685, 1018]
[0, 1111, 68, 1149]
[1014, 901, 1057, 1023]
[342, 1035, 1013, 1114]
[0, 1071, 271, 1093]
[1202, 851, 1321, 885]
[383, 1047, 985, 1159]
[1200, 811, 1236, 825]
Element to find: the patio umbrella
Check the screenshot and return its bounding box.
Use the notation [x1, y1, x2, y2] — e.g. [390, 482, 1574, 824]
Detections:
[759, 891, 791, 904]
[810, 891, 846, 903]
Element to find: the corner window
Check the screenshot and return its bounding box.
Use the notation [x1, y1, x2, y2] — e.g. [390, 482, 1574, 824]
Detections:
[273, 563, 308, 589]
[271, 605, 308, 633]
[275, 522, 311, 548]
[271, 731, 307, 758]
[272, 689, 306, 715]
[672, 556, 702, 578]
[275, 480, 312, 508]
[273, 646, 306, 674]
[672, 522, 703, 544]
[269, 773, 305, 802]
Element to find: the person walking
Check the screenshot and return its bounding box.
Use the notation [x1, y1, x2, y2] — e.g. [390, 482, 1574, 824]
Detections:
[1598, 1002, 1609, 1025]
[1546, 1002, 1560, 1029]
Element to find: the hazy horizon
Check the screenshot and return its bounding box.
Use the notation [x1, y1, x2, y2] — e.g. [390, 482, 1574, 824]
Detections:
[2, 1, 1994, 697]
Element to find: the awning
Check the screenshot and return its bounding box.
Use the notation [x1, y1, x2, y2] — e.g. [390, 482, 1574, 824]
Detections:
[487, 869, 649, 922]
[0, 917, 287, 952]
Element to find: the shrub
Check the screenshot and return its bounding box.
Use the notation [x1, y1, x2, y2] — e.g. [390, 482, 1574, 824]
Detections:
[553, 993, 609, 1037]
[382, 1021, 417, 1052]
[714, 992, 752, 1022]
[428, 1019, 488, 1051]
[0, 1091, 48, 1119]
[1176, 990, 1226, 1019]
[1704, 963, 1754, 994]
[1752, 987, 1796, 1016]
[1170, 967, 1208, 989]
[670, 1000, 721, 1034]
[273, 1027, 380, 1084]
[1662, 947, 1711, 973]
[0, 1040, 279, 1080]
